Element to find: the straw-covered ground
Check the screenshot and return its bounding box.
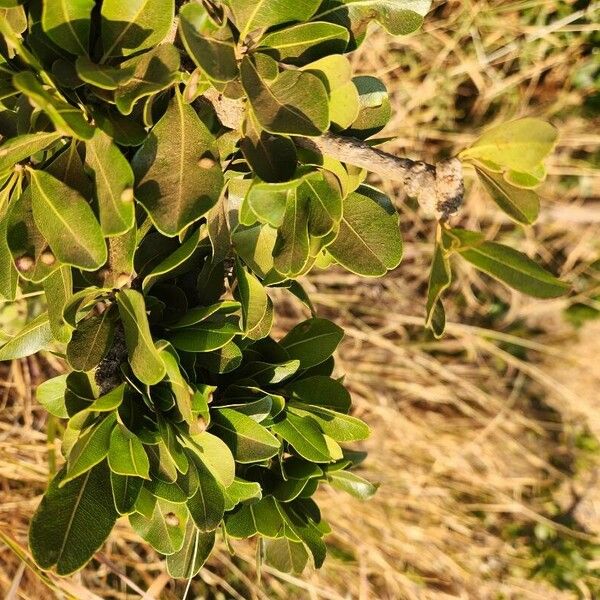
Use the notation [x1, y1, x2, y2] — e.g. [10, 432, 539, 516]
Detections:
[1, 1, 599, 598]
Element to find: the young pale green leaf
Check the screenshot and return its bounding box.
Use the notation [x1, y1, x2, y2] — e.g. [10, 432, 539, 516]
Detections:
[224, 0, 321, 40]
[42, 0, 94, 56]
[42, 265, 73, 344]
[326, 470, 378, 500]
[316, 0, 431, 43]
[178, 3, 238, 83]
[75, 56, 135, 90]
[111, 472, 143, 515]
[108, 424, 150, 479]
[185, 431, 235, 488]
[211, 408, 281, 463]
[0, 132, 62, 174]
[280, 318, 343, 369]
[476, 166, 540, 225]
[116, 288, 166, 385]
[327, 186, 402, 277]
[166, 521, 215, 579]
[13, 72, 94, 139]
[450, 229, 570, 299]
[63, 413, 116, 485]
[303, 172, 343, 237]
[225, 496, 285, 539]
[241, 55, 330, 137]
[236, 261, 269, 336]
[285, 375, 351, 413]
[35, 374, 68, 418]
[114, 44, 181, 115]
[85, 129, 135, 236]
[0, 312, 52, 360]
[129, 498, 188, 555]
[263, 537, 309, 573]
[425, 227, 452, 338]
[224, 478, 263, 510]
[460, 118, 558, 173]
[132, 91, 223, 237]
[29, 168, 107, 271]
[186, 460, 225, 532]
[29, 462, 118, 575]
[260, 22, 349, 66]
[66, 308, 116, 372]
[304, 55, 360, 129]
[271, 412, 336, 463]
[100, 0, 175, 60]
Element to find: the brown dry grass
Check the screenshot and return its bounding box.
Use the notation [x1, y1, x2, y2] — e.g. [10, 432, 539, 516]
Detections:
[1, 1, 600, 598]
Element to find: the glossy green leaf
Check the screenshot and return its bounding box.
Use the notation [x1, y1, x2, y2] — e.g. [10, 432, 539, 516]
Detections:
[100, 0, 175, 60]
[0, 312, 52, 360]
[186, 460, 224, 532]
[225, 496, 285, 539]
[42, 0, 94, 56]
[169, 316, 240, 353]
[75, 56, 134, 90]
[42, 266, 73, 344]
[271, 412, 336, 463]
[344, 76, 391, 138]
[326, 470, 378, 500]
[116, 288, 166, 385]
[85, 128, 135, 236]
[0, 132, 62, 174]
[108, 423, 150, 479]
[66, 308, 116, 372]
[241, 55, 329, 137]
[29, 168, 107, 270]
[263, 537, 309, 573]
[132, 91, 223, 236]
[63, 413, 116, 485]
[166, 522, 215, 579]
[185, 431, 235, 488]
[29, 462, 118, 575]
[327, 186, 402, 277]
[212, 408, 280, 463]
[285, 375, 351, 413]
[111, 472, 143, 515]
[289, 403, 370, 442]
[36, 374, 68, 419]
[280, 318, 343, 369]
[425, 228, 452, 338]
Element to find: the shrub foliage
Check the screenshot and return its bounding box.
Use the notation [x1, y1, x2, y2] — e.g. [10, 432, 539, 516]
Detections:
[0, 0, 567, 579]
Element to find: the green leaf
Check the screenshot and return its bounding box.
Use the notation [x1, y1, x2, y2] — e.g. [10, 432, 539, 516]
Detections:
[236, 261, 270, 336]
[179, 3, 238, 83]
[129, 498, 188, 555]
[63, 413, 116, 485]
[280, 318, 343, 369]
[344, 76, 391, 138]
[224, 0, 321, 40]
[45, 140, 92, 198]
[425, 227, 452, 338]
[271, 412, 336, 463]
[29, 462, 118, 575]
[169, 316, 240, 353]
[42, 0, 95, 56]
[303, 172, 343, 237]
[100, 0, 175, 60]
[166, 522, 215, 579]
[285, 376, 351, 413]
[0, 132, 62, 174]
[43, 266, 73, 344]
[327, 186, 402, 277]
[13, 72, 94, 139]
[85, 129, 135, 236]
[263, 537, 309, 573]
[108, 423, 150, 479]
[316, 0, 430, 44]
[36, 374, 68, 418]
[29, 168, 107, 271]
[326, 470, 378, 500]
[460, 118, 558, 173]
[289, 403, 370, 442]
[449, 229, 570, 299]
[304, 55, 359, 129]
[116, 288, 166, 385]
[111, 472, 143, 515]
[476, 167, 540, 225]
[225, 496, 285, 539]
[66, 308, 116, 372]
[260, 22, 349, 66]
[211, 408, 281, 463]
[224, 478, 263, 510]
[75, 56, 135, 90]
[185, 431, 235, 488]
[132, 91, 223, 237]
[114, 44, 181, 116]
[186, 460, 224, 532]
[241, 55, 329, 137]
[0, 312, 52, 360]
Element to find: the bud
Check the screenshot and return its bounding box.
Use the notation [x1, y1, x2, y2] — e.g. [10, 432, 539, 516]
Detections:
[198, 157, 216, 169]
[16, 256, 34, 271]
[120, 188, 134, 203]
